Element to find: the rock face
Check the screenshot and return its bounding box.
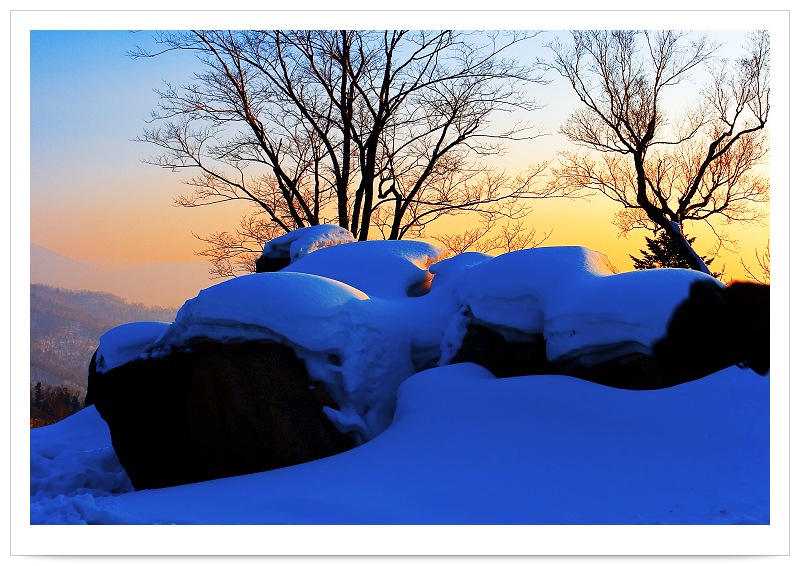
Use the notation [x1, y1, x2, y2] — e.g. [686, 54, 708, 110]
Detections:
[449, 324, 556, 378]
[254, 255, 291, 273]
[451, 324, 694, 390]
[725, 281, 770, 375]
[87, 340, 354, 490]
[454, 280, 770, 390]
[652, 280, 770, 380]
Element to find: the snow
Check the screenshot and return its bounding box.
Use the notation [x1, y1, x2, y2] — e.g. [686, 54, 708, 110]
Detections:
[26, 234, 773, 546]
[94, 321, 171, 373]
[148, 272, 370, 354]
[282, 239, 444, 298]
[260, 224, 356, 261]
[30, 406, 134, 524]
[454, 246, 720, 365]
[29, 363, 769, 526]
[544, 267, 723, 366]
[454, 246, 619, 339]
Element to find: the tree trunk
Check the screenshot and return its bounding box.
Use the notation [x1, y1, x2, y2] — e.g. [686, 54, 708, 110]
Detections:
[664, 221, 712, 275]
[633, 152, 710, 274]
[356, 132, 380, 241]
[337, 31, 352, 231]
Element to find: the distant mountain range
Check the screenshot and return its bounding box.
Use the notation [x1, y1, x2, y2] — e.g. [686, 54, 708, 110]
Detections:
[30, 244, 218, 308]
[30, 284, 178, 394]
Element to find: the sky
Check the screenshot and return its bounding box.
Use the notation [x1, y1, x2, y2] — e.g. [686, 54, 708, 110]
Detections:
[19, 13, 785, 280]
[29, 30, 215, 267]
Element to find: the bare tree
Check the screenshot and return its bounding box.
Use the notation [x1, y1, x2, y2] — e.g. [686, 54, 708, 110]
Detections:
[740, 240, 770, 284]
[432, 214, 551, 257]
[547, 30, 770, 274]
[133, 30, 569, 276]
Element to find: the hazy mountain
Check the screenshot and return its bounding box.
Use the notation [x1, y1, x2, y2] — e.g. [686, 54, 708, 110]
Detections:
[30, 244, 218, 308]
[30, 284, 178, 394]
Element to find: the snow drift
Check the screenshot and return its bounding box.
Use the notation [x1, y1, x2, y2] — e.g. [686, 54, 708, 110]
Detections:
[31, 363, 768, 525]
[92, 236, 721, 443]
[31, 226, 770, 526]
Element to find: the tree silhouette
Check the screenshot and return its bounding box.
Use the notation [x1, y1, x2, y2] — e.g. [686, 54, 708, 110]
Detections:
[33, 381, 45, 411]
[630, 230, 722, 278]
[547, 30, 769, 273]
[30, 382, 85, 428]
[740, 240, 770, 284]
[134, 30, 575, 277]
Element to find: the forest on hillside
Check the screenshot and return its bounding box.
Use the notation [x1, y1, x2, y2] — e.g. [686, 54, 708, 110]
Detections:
[30, 284, 177, 427]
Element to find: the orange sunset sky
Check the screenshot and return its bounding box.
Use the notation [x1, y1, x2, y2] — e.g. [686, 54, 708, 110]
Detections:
[18, 12, 787, 290]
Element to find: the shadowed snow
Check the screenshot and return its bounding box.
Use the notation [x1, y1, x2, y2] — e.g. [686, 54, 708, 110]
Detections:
[48, 238, 768, 528]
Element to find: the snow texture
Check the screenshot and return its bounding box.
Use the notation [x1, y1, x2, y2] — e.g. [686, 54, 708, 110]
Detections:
[282, 239, 444, 298]
[30, 406, 135, 524]
[33, 235, 768, 526]
[260, 224, 356, 261]
[93, 240, 726, 444]
[94, 321, 170, 373]
[30, 364, 768, 525]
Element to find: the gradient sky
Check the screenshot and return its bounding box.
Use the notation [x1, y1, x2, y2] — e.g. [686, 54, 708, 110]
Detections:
[24, 20, 777, 280]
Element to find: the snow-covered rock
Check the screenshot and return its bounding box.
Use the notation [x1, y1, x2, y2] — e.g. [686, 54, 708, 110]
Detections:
[88, 340, 353, 490]
[259, 224, 356, 262]
[450, 246, 726, 368]
[282, 239, 444, 298]
[94, 321, 170, 374]
[148, 272, 370, 355]
[82, 238, 769, 497]
[544, 267, 721, 367]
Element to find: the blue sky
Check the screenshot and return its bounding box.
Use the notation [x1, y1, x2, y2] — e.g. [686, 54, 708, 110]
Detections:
[28, 30, 217, 265]
[30, 31, 163, 176]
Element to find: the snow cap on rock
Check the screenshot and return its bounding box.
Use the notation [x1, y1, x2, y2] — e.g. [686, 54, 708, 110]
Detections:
[283, 239, 445, 299]
[260, 224, 356, 262]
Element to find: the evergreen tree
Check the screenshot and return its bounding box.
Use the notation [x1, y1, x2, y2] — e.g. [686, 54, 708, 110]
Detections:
[630, 231, 722, 278]
[30, 382, 85, 428]
[33, 382, 45, 410]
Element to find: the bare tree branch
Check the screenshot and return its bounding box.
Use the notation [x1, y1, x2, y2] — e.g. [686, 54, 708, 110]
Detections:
[546, 30, 769, 274]
[134, 30, 564, 274]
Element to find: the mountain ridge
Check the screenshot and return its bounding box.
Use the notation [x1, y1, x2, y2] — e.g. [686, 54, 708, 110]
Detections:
[30, 283, 177, 393]
[30, 243, 217, 308]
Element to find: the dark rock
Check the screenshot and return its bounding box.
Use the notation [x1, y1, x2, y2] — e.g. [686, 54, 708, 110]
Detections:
[87, 340, 354, 490]
[724, 281, 770, 375]
[454, 278, 770, 390]
[563, 353, 702, 390]
[255, 255, 291, 273]
[450, 324, 557, 378]
[653, 280, 770, 381]
[451, 324, 683, 389]
[84, 350, 99, 407]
